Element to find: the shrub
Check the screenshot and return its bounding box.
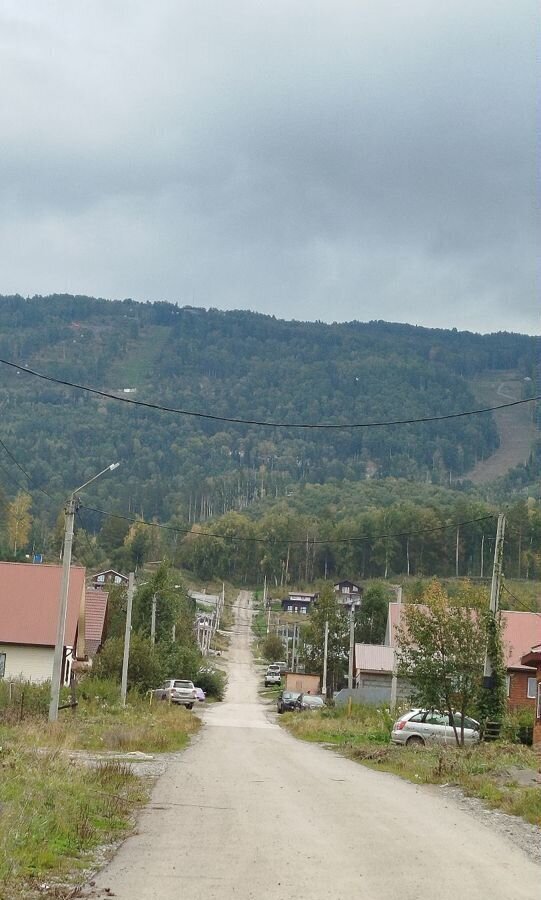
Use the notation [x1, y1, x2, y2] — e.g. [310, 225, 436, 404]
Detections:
[196, 666, 226, 700]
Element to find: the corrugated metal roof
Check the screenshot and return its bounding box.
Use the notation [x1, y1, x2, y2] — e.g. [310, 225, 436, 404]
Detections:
[85, 589, 108, 656]
[0, 561, 84, 647]
[354, 643, 395, 673]
[386, 602, 541, 671]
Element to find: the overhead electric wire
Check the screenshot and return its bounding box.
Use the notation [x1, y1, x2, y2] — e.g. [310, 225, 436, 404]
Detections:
[0, 435, 55, 501]
[0, 356, 537, 430]
[501, 583, 541, 618]
[81, 503, 495, 546]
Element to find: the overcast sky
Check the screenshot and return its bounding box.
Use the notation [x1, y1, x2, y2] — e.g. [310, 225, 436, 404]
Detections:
[0, 1, 539, 334]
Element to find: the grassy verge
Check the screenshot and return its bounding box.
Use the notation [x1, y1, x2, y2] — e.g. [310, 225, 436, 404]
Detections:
[281, 705, 541, 826]
[1, 698, 200, 753]
[0, 699, 200, 898]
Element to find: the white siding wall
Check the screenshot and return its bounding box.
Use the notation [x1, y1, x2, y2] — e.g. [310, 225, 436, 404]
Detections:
[0, 644, 54, 683]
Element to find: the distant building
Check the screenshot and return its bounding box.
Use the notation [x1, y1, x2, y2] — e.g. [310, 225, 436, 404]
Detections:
[91, 569, 128, 589]
[334, 580, 363, 608]
[281, 591, 318, 615]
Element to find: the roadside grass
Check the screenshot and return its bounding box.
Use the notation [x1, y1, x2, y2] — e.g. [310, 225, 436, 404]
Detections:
[0, 698, 201, 898]
[0, 748, 148, 900]
[0, 698, 200, 753]
[281, 705, 541, 825]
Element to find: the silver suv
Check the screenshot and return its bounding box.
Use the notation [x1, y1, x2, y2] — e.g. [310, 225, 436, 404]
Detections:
[153, 679, 198, 709]
[391, 709, 480, 746]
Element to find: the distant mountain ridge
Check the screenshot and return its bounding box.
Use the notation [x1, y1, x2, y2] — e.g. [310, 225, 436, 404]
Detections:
[0, 294, 536, 525]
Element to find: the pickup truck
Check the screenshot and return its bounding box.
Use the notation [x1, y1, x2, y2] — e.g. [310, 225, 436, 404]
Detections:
[153, 679, 198, 709]
[265, 665, 282, 687]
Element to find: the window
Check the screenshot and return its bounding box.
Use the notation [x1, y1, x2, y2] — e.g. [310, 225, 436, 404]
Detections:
[505, 675, 510, 697]
[425, 712, 449, 726]
[114, 575, 122, 583]
[0, 653, 5, 678]
[527, 677, 537, 700]
[97, 574, 105, 582]
[409, 712, 426, 723]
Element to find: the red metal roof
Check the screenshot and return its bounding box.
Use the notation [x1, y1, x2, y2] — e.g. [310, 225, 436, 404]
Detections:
[85, 589, 108, 657]
[387, 602, 541, 672]
[0, 561, 85, 648]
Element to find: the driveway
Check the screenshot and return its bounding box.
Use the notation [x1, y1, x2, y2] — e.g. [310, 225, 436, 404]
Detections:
[84, 591, 540, 899]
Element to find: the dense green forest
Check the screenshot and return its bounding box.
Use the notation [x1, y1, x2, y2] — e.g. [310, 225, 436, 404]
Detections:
[0, 294, 539, 580]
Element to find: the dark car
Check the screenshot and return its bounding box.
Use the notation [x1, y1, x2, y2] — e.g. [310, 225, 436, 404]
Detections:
[295, 693, 325, 711]
[277, 690, 301, 714]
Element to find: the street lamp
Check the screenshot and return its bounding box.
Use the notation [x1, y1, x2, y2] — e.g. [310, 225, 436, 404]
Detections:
[48, 462, 120, 722]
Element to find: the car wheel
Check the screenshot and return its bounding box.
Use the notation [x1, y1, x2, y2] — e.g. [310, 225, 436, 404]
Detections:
[186, 703, 194, 710]
[406, 735, 425, 747]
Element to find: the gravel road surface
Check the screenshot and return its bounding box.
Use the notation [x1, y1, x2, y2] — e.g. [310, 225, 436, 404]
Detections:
[84, 591, 540, 900]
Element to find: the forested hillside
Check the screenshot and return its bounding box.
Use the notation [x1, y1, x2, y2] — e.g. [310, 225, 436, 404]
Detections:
[0, 294, 537, 539]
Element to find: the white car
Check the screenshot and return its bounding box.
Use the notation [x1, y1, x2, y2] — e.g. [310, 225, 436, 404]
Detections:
[153, 679, 198, 709]
[391, 709, 480, 746]
[265, 665, 282, 687]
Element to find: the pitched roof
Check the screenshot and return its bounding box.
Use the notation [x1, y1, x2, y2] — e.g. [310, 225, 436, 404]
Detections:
[354, 643, 395, 673]
[386, 602, 541, 672]
[0, 561, 85, 647]
[501, 610, 541, 670]
[85, 589, 108, 657]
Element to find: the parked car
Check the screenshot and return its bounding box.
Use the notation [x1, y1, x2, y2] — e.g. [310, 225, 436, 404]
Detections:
[153, 679, 198, 709]
[194, 687, 206, 702]
[391, 709, 480, 746]
[265, 664, 282, 687]
[277, 690, 301, 713]
[294, 693, 325, 711]
[274, 660, 288, 674]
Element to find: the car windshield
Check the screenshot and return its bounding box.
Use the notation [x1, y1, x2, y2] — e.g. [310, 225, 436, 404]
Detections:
[173, 681, 193, 689]
[283, 692, 300, 700]
[306, 697, 324, 706]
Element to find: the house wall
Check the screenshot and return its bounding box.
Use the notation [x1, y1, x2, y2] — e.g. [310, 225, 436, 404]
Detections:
[508, 670, 536, 711]
[352, 671, 411, 706]
[0, 643, 54, 682]
[285, 672, 320, 694]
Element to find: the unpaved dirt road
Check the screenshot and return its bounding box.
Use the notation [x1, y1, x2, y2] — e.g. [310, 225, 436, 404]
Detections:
[85, 592, 540, 899]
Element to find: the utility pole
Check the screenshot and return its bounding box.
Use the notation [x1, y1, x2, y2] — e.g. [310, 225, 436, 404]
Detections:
[49, 461, 119, 723]
[49, 496, 77, 722]
[390, 585, 402, 712]
[291, 624, 297, 672]
[322, 619, 329, 698]
[120, 572, 135, 706]
[455, 526, 460, 578]
[347, 605, 355, 689]
[484, 513, 506, 683]
[150, 593, 157, 645]
[480, 533, 485, 579]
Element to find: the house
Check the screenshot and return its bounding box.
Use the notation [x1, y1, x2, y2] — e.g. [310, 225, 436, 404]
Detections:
[334, 580, 363, 608]
[520, 644, 541, 746]
[0, 561, 86, 684]
[91, 569, 128, 589]
[384, 601, 541, 709]
[281, 591, 318, 615]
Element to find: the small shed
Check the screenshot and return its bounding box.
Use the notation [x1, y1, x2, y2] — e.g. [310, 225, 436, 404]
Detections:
[284, 672, 321, 695]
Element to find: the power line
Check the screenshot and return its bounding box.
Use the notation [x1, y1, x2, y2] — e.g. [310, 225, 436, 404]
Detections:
[501, 583, 541, 618]
[0, 356, 537, 430]
[81, 503, 495, 546]
[0, 435, 55, 500]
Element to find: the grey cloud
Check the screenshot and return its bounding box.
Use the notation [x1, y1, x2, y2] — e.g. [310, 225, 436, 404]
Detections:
[0, 0, 539, 333]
